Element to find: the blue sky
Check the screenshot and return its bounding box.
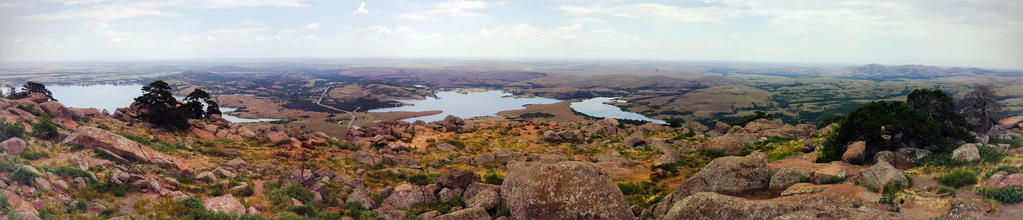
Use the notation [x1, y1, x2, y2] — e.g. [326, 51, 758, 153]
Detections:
[1, 0, 1020, 69]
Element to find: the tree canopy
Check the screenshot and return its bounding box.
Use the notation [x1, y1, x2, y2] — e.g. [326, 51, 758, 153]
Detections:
[959, 87, 1000, 132]
[133, 81, 222, 129]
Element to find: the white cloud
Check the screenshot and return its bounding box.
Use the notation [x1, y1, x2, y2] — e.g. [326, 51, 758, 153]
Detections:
[18, 0, 309, 21]
[303, 34, 318, 40]
[371, 26, 392, 34]
[352, 2, 368, 14]
[560, 3, 743, 23]
[303, 23, 319, 29]
[399, 0, 507, 20]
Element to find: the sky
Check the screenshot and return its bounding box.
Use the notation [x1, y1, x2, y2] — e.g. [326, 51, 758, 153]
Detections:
[0, 0, 1021, 69]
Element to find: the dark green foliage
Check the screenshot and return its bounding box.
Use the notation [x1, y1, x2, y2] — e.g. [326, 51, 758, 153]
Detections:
[730, 111, 773, 126]
[936, 186, 956, 196]
[878, 192, 903, 212]
[153, 142, 184, 154]
[11, 166, 38, 184]
[981, 186, 1023, 204]
[936, 170, 978, 188]
[0, 117, 26, 140]
[402, 173, 438, 186]
[483, 169, 504, 185]
[17, 104, 46, 117]
[31, 115, 59, 140]
[134, 81, 189, 129]
[19, 148, 47, 160]
[340, 202, 385, 220]
[977, 145, 1006, 163]
[820, 101, 950, 162]
[20, 81, 56, 101]
[907, 89, 975, 143]
[517, 112, 555, 118]
[175, 197, 238, 220]
[959, 87, 1000, 132]
[269, 184, 315, 208]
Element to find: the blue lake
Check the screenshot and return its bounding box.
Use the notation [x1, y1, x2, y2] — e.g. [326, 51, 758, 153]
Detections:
[570, 97, 666, 124]
[369, 90, 562, 122]
[47, 84, 279, 123]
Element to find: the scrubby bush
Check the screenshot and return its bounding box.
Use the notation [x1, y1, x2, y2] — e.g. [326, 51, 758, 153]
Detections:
[11, 166, 38, 184]
[402, 173, 438, 186]
[936, 186, 956, 196]
[935, 170, 978, 188]
[981, 186, 1023, 204]
[483, 169, 504, 185]
[0, 117, 25, 140]
[729, 111, 774, 126]
[269, 184, 315, 208]
[617, 181, 666, 206]
[31, 115, 59, 140]
[989, 136, 1023, 149]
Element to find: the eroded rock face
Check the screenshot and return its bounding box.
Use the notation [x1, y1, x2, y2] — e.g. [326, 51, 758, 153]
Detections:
[62, 126, 181, 170]
[589, 118, 625, 137]
[984, 171, 1023, 189]
[652, 153, 774, 217]
[434, 207, 490, 220]
[702, 135, 752, 154]
[501, 160, 633, 220]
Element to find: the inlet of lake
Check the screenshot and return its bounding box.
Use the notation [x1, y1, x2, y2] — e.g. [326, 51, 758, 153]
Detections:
[42, 85, 665, 124]
[369, 90, 666, 124]
[47, 84, 280, 123]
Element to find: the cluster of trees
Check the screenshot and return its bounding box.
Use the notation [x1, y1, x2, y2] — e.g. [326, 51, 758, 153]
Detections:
[4, 81, 56, 101]
[819, 88, 997, 162]
[134, 81, 221, 129]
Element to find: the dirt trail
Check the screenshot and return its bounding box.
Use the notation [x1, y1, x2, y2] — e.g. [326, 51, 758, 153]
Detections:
[316, 85, 358, 129]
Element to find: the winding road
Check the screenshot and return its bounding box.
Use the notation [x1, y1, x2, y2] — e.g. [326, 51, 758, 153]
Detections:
[316, 85, 358, 129]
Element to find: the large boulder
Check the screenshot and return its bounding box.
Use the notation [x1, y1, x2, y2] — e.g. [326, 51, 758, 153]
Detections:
[702, 135, 752, 154]
[841, 141, 866, 164]
[858, 161, 908, 189]
[437, 170, 480, 189]
[663, 192, 808, 220]
[62, 126, 181, 170]
[998, 116, 1023, 129]
[769, 167, 810, 191]
[501, 161, 633, 220]
[810, 162, 847, 184]
[681, 121, 709, 133]
[588, 118, 625, 137]
[984, 171, 1023, 189]
[381, 184, 437, 208]
[433, 207, 489, 220]
[652, 153, 774, 217]
[1, 137, 27, 154]
[952, 143, 980, 161]
[203, 195, 246, 215]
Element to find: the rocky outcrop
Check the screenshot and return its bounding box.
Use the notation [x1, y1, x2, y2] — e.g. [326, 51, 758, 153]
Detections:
[769, 167, 810, 191]
[859, 161, 908, 189]
[702, 134, 753, 154]
[542, 130, 583, 143]
[984, 171, 1023, 189]
[433, 207, 489, 220]
[1, 137, 27, 154]
[952, 143, 980, 161]
[437, 170, 479, 189]
[842, 141, 866, 164]
[381, 184, 437, 208]
[588, 118, 626, 137]
[501, 160, 633, 220]
[652, 153, 774, 217]
[810, 162, 847, 184]
[663, 192, 809, 220]
[203, 195, 246, 215]
[681, 121, 709, 134]
[62, 126, 181, 170]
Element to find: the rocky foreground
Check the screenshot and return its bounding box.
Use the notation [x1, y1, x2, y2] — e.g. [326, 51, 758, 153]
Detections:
[2, 94, 1023, 220]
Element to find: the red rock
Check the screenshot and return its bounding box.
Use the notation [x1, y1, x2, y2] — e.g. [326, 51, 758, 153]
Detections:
[191, 127, 215, 140]
[985, 171, 1023, 189]
[62, 126, 182, 170]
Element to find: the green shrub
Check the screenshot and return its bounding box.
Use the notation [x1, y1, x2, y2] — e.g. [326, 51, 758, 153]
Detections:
[935, 170, 978, 188]
[153, 142, 184, 154]
[44, 166, 94, 180]
[483, 170, 504, 185]
[117, 132, 153, 146]
[232, 185, 255, 197]
[981, 186, 1023, 204]
[269, 184, 315, 208]
[617, 181, 666, 206]
[989, 136, 1023, 149]
[936, 186, 956, 196]
[878, 192, 902, 212]
[18, 104, 46, 117]
[11, 167, 38, 184]
[402, 173, 439, 186]
[31, 116, 59, 140]
[977, 145, 1005, 163]
[0, 117, 25, 140]
[19, 148, 48, 160]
